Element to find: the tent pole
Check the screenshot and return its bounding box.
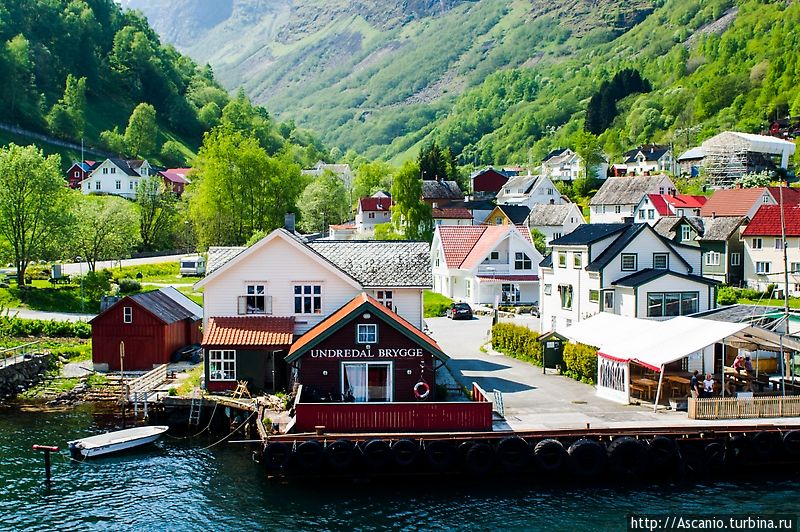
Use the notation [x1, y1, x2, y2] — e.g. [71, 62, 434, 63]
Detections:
[653, 364, 665, 413]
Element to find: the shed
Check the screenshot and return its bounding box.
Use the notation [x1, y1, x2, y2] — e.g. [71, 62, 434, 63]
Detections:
[91, 287, 203, 372]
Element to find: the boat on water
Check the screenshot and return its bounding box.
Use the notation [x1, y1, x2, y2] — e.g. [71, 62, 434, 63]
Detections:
[68, 425, 169, 458]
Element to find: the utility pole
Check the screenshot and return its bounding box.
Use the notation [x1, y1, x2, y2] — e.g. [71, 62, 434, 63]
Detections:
[779, 183, 791, 382]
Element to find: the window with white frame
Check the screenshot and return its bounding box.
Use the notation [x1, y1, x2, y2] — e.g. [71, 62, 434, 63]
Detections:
[515, 252, 532, 270]
[775, 238, 783, 250]
[648, 209, 655, 219]
[653, 253, 668, 269]
[614, 206, 621, 214]
[763, 194, 770, 203]
[244, 284, 267, 314]
[342, 361, 391, 402]
[501, 283, 520, 304]
[731, 252, 741, 266]
[558, 252, 566, 268]
[490, 251, 499, 260]
[123, 306, 132, 323]
[647, 292, 699, 317]
[369, 212, 375, 219]
[621, 253, 637, 271]
[604, 291, 614, 310]
[547, 188, 554, 195]
[465, 280, 471, 299]
[752, 238, 762, 249]
[559, 285, 573, 310]
[129, 181, 134, 190]
[553, 232, 562, 240]
[375, 290, 393, 309]
[294, 284, 322, 314]
[659, 187, 665, 194]
[95, 181, 101, 190]
[111, 167, 116, 174]
[638, 210, 646, 220]
[103, 167, 108, 174]
[589, 289, 599, 303]
[573, 252, 582, 269]
[704, 251, 721, 267]
[756, 261, 771, 274]
[209, 350, 236, 381]
[115, 180, 121, 190]
[544, 284, 552, 295]
[791, 262, 800, 274]
[495, 216, 503, 225]
[356, 323, 377, 344]
[681, 225, 691, 241]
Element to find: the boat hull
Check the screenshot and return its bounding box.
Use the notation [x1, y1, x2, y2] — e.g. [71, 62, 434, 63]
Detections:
[68, 426, 169, 459]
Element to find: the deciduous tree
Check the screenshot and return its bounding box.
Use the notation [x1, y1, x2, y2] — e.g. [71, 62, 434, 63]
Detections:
[391, 161, 433, 241]
[125, 102, 158, 157]
[71, 196, 141, 271]
[136, 174, 178, 251]
[298, 170, 349, 233]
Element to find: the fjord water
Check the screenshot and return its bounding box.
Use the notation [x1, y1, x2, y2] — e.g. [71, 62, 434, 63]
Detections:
[2, 405, 799, 531]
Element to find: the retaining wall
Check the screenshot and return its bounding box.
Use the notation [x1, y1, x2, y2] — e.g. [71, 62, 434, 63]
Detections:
[0, 354, 51, 399]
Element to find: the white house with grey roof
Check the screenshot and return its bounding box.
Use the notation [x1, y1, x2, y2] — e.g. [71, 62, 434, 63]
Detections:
[538, 223, 717, 333]
[588, 174, 676, 224]
[495, 173, 564, 208]
[197, 229, 431, 332]
[80, 158, 154, 199]
[527, 203, 586, 247]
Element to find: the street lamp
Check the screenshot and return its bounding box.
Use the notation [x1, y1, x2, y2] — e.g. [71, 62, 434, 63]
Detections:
[75, 256, 84, 313]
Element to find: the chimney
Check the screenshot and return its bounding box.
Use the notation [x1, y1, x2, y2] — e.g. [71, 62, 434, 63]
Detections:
[284, 212, 296, 233]
[549, 198, 555, 205]
[432, 202, 439, 209]
[712, 211, 716, 219]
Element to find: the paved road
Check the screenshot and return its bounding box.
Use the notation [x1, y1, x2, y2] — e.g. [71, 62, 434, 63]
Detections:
[60, 254, 191, 276]
[427, 316, 700, 431]
[4, 308, 95, 322]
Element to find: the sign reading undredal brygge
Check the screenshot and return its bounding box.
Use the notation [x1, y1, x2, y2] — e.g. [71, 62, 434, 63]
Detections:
[309, 347, 424, 358]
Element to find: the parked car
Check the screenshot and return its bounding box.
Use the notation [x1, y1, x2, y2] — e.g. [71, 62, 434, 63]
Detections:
[446, 302, 473, 320]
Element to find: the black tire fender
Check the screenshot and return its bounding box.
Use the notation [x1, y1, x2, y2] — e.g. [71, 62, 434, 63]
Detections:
[263, 441, 291, 471]
[464, 442, 494, 476]
[783, 430, 800, 458]
[751, 431, 780, 462]
[425, 440, 456, 471]
[647, 436, 679, 472]
[295, 440, 324, 471]
[496, 436, 532, 472]
[361, 438, 391, 470]
[325, 439, 355, 470]
[607, 436, 648, 477]
[703, 442, 725, 473]
[391, 439, 420, 467]
[568, 438, 607, 477]
[534, 439, 567, 473]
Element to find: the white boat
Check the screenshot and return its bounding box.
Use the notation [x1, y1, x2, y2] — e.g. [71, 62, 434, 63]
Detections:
[68, 425, 169, 458]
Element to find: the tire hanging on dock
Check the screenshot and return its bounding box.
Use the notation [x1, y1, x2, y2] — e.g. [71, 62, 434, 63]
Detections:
[726, 435, 752, 464]
[533, 439, 567, 474]
[263, 441, 291, 471]
[361, 439, 392, 470]
[391, 439, 420, 467]
[647, 436, 679, 475]
[751, 431, 780, 462]
[425, 440, 456, 471]
[325, 439, 355, 470]
[678, 442, 707, 477]
[495, 436, 531, 473]
[567, 439, 607, 478]
[607, 437, 648, 478]
[464, 442, 494, 476]
[295, 440, 324, 472]
[783, 430, 800, 459]
[703, 442, 726, 474]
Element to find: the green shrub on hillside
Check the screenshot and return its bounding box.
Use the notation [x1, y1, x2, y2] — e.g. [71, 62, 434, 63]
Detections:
[0, 316, 91, 339]
[491, 322, 542, 366]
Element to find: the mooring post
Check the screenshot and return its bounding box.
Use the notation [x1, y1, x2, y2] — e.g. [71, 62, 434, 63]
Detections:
[32, 445, 59, 484]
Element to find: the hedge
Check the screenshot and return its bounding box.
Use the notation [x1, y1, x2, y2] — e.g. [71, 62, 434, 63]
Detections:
[562, 342, 597, 384]
[491, 322, 542, 365]
[0, 316, 91, 339]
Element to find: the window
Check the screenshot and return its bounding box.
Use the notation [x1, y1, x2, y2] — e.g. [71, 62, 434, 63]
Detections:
[375, 290, 393, 309]
[589, 289, 599, 303]
[495, 216, 503, 225]
[756, 261, 771, 274]
[791, 263, 800, 274]
[129, 181, 134, 190]
[547, 188, 554, 195]
[763, 194, 770, 203]
[604, 291, 614, 310]
[653, 253, 668, 269]
[115, 180, 121, 190]
[648, 209, 654, 220]
[559, 285, 573, 310]
[731, 253, 741, 266]
[74, 170, 80, 177]
[490, 251, 499, 260]
[95, 181, 101, 190]
[342, 362, 391, 402]
[681, 225, 691, 241]
[209, 350, 235, 381]
[614, 206, 621, 214]
[752, 238, 762, 249]
[544, 284, 552, 296]
[775, 238, 783, 250]
[123, 306, 132, 323]
[368, 212, 375, 219]
[243, 284, 267, 314]
[704, 252, 721, 267]
[356, 323, 377, 344]
[515, 252, 532, 270]
[552, 232, 562, 240]
[294, 285, 322, 314]
[621, 253, 637, 271]
[677, 209, 684, 217]
[103, 167, 108, 174]
[110, 167, 116, 174]
[465, 280, 471, 299]
[504, 188, 510, 194]
[638, 210, 646, 220]
[558, 252, 567, 268]
[659, 187, 665, 194]
[501, 283, 519, 303]
[573, 252, 582, 269]
[647, 292, 699, 317]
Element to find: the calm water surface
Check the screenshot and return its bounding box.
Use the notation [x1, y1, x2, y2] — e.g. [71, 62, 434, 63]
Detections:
[1, 404, 799, 531]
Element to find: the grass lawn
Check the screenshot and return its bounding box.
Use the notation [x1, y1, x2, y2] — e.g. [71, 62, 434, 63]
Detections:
[176, 286, 203, 305]
[424, 290, 453, 318]
[107, 262, 184, 284]
[737, 298, 800, 309]
[0, 280, 90, 313]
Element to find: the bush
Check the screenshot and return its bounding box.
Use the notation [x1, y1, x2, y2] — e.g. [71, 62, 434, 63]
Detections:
[491, 322, 542, 365]
[25, 265, 51, 283]
[562, 342, 597, 384]
[0, 315, 91, 338]
[117, 278, 141, 294]
[716, 286, 738, 306]
[424, 290, 453, 318]
[82, 271, 112, 302]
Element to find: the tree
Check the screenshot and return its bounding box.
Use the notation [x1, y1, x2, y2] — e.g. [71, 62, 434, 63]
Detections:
[160, 140, 186, 167]
[530, 228, 547, 255]
[71, 196, 141, 271]
[136, 174, 178, 251]
[391, 161, 433, 241]
[298, 171, 349, 233]
[735, 171, 773, 188]
[0, 144, 70, 286]
[100, 127, 128, 155]
[573, 130, 605, 180]
[418, 141, 448, 181]
[374, 222, 404, 241]
[352, 161, 394, 201]
[125, 102, 158, 157]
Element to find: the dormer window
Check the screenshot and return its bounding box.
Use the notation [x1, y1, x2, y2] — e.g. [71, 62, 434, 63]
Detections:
[681, 225, 691, 241]
[515, 252, 532, 270]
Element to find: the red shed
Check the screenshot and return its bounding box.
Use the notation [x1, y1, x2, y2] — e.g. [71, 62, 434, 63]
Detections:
[91, 287, 203, 371]
[471, 167, 509, 199]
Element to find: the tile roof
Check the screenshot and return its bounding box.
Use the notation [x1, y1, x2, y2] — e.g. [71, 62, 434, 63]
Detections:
[160, 168, 191, 184]
[550, 223, 629, 246]
[207, 246, 246, 275]
[527, 204, 574, 226]
[421, 180, 464, 200]
[202, 316, 295, 348]
[766, 187, 800, 205]
[359, 197, 393, 212]
[646, 194, 708, 216]
[699, 187, 767, 217]
[623, 144, 670, 162]
[307, 240, 432, 287]
[286, 293, 446, 363]
[647, 194, 670, 215]
[495, 205, 531, 224]
[589, 174, 671, 206]
[432, 207, 473, 219]
[743, 205, 800, 236]
[611, 268, 719, 287]
[476, 274, 539, 282]
[700, 216, 746, 241]
[437, 225, 533, 270]
[461, 225, 515, 270]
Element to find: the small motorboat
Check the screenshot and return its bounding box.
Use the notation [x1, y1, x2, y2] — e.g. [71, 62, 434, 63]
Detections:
[68, 425, 169, 459]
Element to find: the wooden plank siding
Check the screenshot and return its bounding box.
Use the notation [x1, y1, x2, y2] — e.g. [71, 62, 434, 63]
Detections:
[689, 396, 800, 420]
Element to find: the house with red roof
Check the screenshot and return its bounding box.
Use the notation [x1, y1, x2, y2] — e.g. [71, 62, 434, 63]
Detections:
[355, 192, 393, 233]
[633, 193, 708, 225]
[431, 224, 542, 306]
[742, 204, 800, 297]
[158, 168, 191, 195]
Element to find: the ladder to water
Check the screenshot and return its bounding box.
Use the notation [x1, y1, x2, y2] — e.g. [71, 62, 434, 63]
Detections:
[188, 397, 202, 426]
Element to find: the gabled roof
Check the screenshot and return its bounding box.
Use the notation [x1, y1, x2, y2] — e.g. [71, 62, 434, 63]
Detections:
[611, 268, 720, 287]
[542, 148, 571, 163]
[586, 223, 693, 272]
[678, 147, 705, 161]
[421, 180, 463, 200]
[623, 144, 670, 163]
[91, 288, 201, 325]
[645, 194, 707, 216]
[463, 199, 496, 210]
[494, 205, 531, 224]
[499, 173, 539, 196]
[700, 187, 768, 217]
[436, 225, 533, 270]
[307, 240, 432, 287]
[107, 158, 143, 177]
[766, 187, 800, 206]
[589, 174, 671, 206]
[550, 223, 629, 246]
[743, 205, 800, 237]
[527, 204, 576, 227]
[432, 207, 473, 219]
[160, 168, 191, 184]
[359, 197, 393, 212]
[202, 316, 295, 348]
[206, 246, 246, 275]
[285, 293, 447, 363]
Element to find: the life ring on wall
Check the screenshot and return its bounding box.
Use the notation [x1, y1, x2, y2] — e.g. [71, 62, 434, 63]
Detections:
[414, 381, 431, 400]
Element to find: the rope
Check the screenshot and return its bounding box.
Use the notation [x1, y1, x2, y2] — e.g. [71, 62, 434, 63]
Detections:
[162, 400, 221, 440]
[198, 410, 256, 451]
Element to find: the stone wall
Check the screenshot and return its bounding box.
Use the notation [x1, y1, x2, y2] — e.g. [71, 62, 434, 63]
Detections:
[0, 354, 51, 400]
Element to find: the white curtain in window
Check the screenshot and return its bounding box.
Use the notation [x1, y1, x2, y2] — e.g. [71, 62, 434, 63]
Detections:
[344, 363, 368, 402]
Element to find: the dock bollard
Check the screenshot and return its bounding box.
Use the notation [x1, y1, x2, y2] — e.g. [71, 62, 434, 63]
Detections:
[32, 445, 60, 484]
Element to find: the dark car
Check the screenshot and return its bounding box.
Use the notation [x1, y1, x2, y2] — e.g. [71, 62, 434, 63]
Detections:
[447, 302, 473, 320]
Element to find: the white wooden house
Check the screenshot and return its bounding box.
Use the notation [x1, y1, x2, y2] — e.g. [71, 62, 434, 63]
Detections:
[80, 158, 154, 199]
[527, 203, 586, 246]
[589, 174, 676, 224]
[494, 173, 564, 209]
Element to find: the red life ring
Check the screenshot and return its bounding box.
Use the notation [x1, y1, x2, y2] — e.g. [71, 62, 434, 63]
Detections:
[414, 381, 431, 400]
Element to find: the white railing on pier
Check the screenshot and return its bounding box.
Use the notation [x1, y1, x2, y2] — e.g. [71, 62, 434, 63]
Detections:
[0, 341, 42, 368]
[126, 364, 169, 418]
[688, 396, 800, 420]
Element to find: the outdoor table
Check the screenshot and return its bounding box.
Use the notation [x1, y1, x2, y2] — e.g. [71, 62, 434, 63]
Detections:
[632, 377, 660, 400]
[665, 375, 690, 397]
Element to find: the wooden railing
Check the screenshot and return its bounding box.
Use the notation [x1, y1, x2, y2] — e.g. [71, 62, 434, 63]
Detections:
[128, 364, 168, 394]
[689, 396, 800, 420]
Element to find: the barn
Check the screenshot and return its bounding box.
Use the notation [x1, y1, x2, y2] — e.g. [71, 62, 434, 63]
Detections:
[91, 287, 203, 372]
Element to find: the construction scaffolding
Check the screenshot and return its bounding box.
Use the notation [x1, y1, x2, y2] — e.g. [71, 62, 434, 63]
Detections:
[703, 132, 750, 188]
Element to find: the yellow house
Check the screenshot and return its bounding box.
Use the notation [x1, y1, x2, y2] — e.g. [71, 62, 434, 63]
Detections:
[482, 205, 531, 226]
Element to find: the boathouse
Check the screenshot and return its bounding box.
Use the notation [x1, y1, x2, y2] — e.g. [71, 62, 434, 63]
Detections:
[91, 287, 203, 371]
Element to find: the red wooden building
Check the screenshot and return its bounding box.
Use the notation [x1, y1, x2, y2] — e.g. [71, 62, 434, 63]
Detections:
[65, 161, 97, 189]
[91, 287, 203, 371]
[470, 167, 509, 200]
